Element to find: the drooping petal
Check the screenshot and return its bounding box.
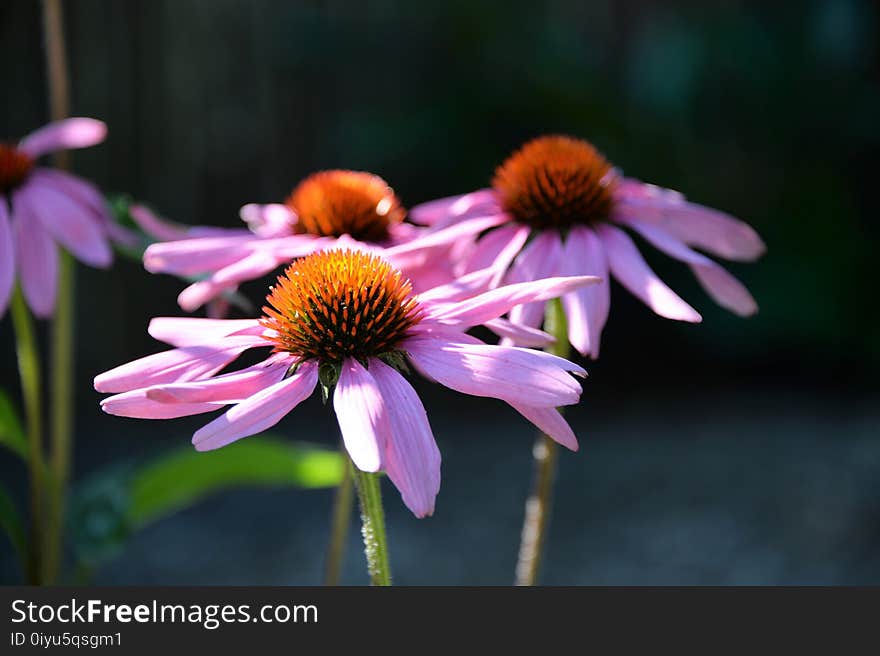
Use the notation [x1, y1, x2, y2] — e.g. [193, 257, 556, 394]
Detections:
[101, 389, 223, 419]
[143, 235, 257, 276]
[147, 317, 263, 347]
[560, 227, 610, 357]
[425, 274, 599, 327]
[146, 361, 290, 405]
[32, 168, 112, 221]
[463, 224, 531, 277]
[506, 231, 564, 333]
[416, 266, 502, 305]
[19, 181, 112, 267]
[508, 403, 579, 451]
[12, 188, 58, 318]
[484, 318, 555, 348]
[405, 335, 584, 407]
[192, 362, 318, 452]
[333, 359, 389, 473]
[33, 168, 136, 248]
[596, 224, 702, 323]
[622, 218, 758, 316]
[0, 199, 15, 317]
[408, 189, 498, 226]
[384, 213, 508, 265]
[18, 118, 107, 158]
[93, 335, 267, 393]
[614, 179, 765, 261]
[369, 359, 441, 518]
[177, 250, 281, 311]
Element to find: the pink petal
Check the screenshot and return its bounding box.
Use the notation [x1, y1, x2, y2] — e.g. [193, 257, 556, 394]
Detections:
[33, 168, 136, 248]
[18, 118, 107, 158]
[176, 281, 231, 314]
[596, 224, 702, 323]
[463, 224, 531, 277]
[12, 188, 58, 318]
[369, 359, 441, 518]
[143, 235, 256, 276]
[32, 169, 111, 221]
[333, 359, 389, 473]
[93, 335, 266, 393]
[405, 335, 584, 407]
[484, 318, 555, 348]
[614, 179, 765, 261]
[148, 317, 263, 347]
[146, 361, 290, 405]
[192, 362, 318, 452]
[508, 403, 579, 451]
[506, 231, 563, 333]
[384, 213, 508, 262]
[129, 205, 189, 241]
[177, 250, 280, 311]
[239, 203, 295, 237]
[408, 189, 498, 226]
[19, 180, 112, 268]
[425, 275, 599, 327]
[417, 266, 502, 304]
[560, 227, 610, 358]
[0, 199, 15, 317]
[622, 218, 758, 316]
[101, 389, 223, 419]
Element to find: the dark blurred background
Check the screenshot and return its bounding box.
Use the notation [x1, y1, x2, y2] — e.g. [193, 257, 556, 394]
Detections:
[1, 0, 878, 584]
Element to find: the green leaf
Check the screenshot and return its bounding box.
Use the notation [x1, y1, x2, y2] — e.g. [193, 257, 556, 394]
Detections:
[0, 482, 28, 572]
[127, 437, 344, 527]
[0, 389, 27, 460]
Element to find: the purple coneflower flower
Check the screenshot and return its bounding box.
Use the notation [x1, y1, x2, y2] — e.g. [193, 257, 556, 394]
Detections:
[0, 118, 119, 317]
[142, 170, 498, 313]
[94, 249, 596, 517]
[411, 135, 766, 357]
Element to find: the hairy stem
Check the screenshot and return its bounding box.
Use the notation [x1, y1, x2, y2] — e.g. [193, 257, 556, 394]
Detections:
[515, 298, 570, 586]
[351, 463, 391, 586]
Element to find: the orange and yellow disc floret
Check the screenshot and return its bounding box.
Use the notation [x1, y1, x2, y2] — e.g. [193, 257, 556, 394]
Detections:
[285, 170, 406, 243]
[0, 143, 34, 193]
[492, 135, 618, 232]
[261, 249, 422, 381]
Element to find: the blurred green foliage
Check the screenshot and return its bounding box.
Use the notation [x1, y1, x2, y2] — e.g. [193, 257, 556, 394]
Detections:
[69, 436, 343, 570]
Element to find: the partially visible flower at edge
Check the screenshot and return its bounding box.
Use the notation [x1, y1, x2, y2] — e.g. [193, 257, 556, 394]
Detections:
[409, 135, 766, 358]
[93, 249, 598, 517]
[0, 118, 126, 318]
[140, 169, 498, 314]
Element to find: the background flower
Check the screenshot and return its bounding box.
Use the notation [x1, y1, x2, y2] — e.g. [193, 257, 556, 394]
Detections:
[411, 135, 765, 357]
[142, 170, 461, 313]
[0, 118, 118, 317]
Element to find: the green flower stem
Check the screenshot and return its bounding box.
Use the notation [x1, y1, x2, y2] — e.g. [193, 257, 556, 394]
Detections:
[41, 0, 74, 585]
[351, 462, 391, 586]
[323, 449, 354, 585]
[44, 252, 74, 584]
[10, 287, 45, 585]
[515, 298, 570, 586]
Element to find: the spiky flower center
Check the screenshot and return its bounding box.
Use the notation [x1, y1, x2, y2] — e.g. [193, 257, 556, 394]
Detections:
[261, 249, 421, 364]
[492, 135, 618, 231]
[285, 170, 405, 243]
[0, 143, 34, 193]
